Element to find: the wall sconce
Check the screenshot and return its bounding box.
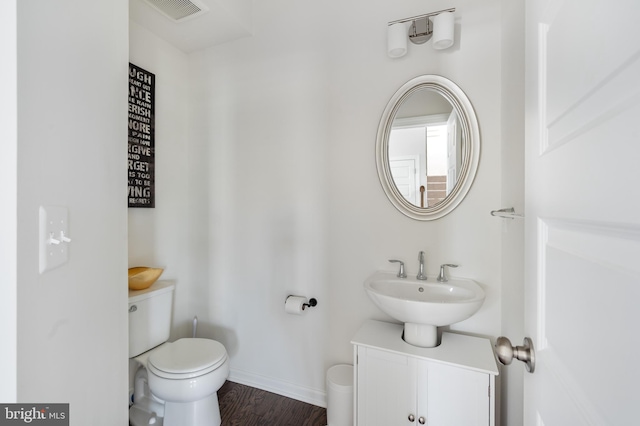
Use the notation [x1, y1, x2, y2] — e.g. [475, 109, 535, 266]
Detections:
[387, 8, 456, 58]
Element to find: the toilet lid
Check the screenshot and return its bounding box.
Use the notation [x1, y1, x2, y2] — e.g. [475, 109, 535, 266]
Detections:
[148, 338, 227, 377]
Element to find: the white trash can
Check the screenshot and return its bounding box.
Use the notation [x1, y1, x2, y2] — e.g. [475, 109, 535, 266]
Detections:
[326, 364, 354, 426]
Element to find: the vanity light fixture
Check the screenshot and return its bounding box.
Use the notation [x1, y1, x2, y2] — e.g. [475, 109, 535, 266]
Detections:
[387, 22, 409, 58]
[387, 8, 456, 58]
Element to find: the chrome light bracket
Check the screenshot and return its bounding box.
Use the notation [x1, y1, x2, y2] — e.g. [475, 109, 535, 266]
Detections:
[409, 17, 433, 45]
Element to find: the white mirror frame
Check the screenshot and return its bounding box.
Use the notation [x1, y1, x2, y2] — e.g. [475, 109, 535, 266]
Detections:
[376, 75, 480, 221]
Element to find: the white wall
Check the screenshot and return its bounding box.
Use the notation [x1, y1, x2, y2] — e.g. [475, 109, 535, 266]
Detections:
[128, 22, 192, 394]
[183, 0, 503, 406]
[128, 22, 191, 339]
[500, 0, 526, 424]
[16, 1, 129, 423]
[0, 0, 17, 404]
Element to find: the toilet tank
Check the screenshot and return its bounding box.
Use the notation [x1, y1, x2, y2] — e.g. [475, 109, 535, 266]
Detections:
[128, 281, 175, 358]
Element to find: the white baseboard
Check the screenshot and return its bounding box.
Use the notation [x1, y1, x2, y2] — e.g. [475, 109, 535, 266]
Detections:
[228, 368, 327, 408]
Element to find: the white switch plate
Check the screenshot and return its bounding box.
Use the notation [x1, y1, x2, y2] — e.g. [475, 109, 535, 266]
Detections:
[39, 206, 70, 274]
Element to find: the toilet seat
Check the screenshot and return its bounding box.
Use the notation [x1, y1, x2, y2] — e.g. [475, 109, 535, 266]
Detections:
[148, 338, 228, 380]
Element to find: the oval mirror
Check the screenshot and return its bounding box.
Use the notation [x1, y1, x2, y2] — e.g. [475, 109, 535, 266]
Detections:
[376, 75, 480, 220]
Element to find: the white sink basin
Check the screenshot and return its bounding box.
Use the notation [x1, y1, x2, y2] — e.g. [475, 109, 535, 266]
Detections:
[364, 271, 485, 347]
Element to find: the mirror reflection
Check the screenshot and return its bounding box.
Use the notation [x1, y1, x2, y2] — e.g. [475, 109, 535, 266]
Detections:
[388, 89, 462, 208]
[376, 74, 479, 221]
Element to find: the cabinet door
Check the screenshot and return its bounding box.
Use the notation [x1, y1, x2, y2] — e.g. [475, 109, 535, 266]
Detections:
[425, 362, 490, 426]
[357, 346, 416, 426]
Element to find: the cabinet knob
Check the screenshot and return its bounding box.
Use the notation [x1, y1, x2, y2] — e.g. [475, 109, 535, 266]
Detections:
[408, 413, 415, 422]
[419, 416, 426, 424]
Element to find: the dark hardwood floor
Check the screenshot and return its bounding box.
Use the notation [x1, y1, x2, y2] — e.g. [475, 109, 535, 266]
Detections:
[218, 381, 327, 426]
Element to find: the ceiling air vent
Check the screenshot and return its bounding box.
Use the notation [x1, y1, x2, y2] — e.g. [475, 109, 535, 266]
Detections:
[141, 0, 209, 22]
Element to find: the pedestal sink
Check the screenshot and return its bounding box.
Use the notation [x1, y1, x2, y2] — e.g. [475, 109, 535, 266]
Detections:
[364, 271, 485, 347]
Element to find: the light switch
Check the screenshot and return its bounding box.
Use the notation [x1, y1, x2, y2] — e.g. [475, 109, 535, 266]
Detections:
[39, 206, 71, 274]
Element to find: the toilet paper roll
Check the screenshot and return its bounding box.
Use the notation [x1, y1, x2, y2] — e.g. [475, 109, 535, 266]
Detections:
[285, 296, 308, 315]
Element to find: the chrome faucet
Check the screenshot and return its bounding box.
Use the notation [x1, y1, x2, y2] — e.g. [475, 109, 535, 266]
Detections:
[388, 259, 407, 278]
[417, 251, 427, 280]
[437, 264, 459, 282]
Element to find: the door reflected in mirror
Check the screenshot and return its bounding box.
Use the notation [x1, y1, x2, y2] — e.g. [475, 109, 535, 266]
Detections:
[388, 88, 462, 208]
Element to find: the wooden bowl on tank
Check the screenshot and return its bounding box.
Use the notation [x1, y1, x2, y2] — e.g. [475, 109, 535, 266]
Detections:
[128, 267, 164, 291]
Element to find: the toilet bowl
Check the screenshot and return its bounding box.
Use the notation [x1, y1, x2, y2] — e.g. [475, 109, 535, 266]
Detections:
[128, 282, 230, 426]
[133, 338, 229, 426]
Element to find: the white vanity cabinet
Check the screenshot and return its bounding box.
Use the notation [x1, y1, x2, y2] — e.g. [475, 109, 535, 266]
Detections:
[352, 320, 499, 426]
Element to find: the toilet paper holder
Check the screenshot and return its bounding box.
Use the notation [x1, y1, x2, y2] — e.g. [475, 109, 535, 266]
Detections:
[304, 298, 318, 309]
[285, 295, 318, 310]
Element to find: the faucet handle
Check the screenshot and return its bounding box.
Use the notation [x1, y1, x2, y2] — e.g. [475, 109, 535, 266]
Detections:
[437, 264, 458, 282]
[388, 260, 407, 278]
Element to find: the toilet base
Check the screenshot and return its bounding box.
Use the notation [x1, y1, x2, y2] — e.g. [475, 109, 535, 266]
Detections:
[130, 399, 164, 426]
[130, 366, 165, 426]
[164, 392, 221, 426]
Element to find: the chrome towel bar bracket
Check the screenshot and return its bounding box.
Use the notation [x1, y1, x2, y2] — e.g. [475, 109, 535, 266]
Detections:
[490, 207, 524, 219]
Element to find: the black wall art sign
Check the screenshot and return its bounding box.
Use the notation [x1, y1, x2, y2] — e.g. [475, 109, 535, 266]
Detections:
[128, 63, 155, 208]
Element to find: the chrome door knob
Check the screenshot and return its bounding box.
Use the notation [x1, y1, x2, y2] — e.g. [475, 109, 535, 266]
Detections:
[495, 336, 536, 373]
[408, 413, 415, 422]
[418, 416, 426, 424]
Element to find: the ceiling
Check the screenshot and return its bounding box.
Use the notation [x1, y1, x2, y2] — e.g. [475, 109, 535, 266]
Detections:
[129, 0, 253, 53]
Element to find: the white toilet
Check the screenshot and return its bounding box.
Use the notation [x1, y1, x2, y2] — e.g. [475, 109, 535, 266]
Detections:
[128, 281, 229, 426]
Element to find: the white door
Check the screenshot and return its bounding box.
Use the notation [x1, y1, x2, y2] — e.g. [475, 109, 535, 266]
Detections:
[426, 362, 489, 426]
[356, 347, 416, 426]
[525, 0, 640, 424]
[446, 110, 459, 194]
[390, 156, 419, 205]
